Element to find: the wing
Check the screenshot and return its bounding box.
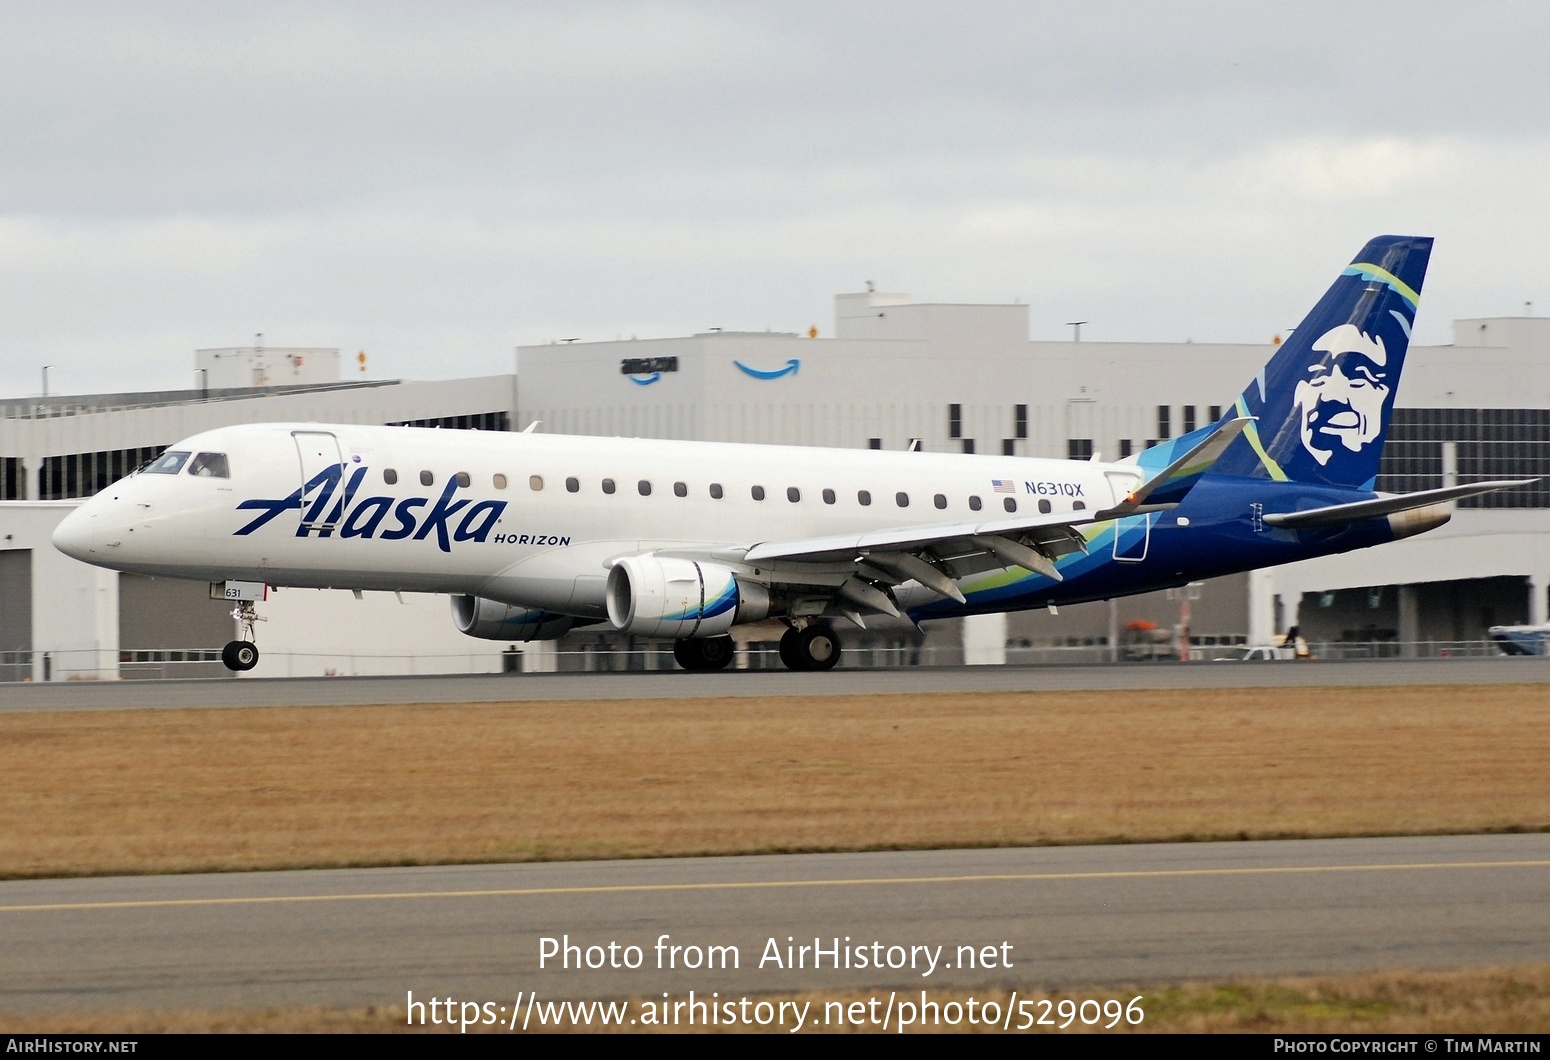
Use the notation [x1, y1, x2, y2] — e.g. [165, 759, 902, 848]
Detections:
[653, 418, 1252, 625]
[661, 510, 1095, 623]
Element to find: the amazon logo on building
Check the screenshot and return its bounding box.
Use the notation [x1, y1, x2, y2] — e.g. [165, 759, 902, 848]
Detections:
[733, 358, 800, 380]
[621, 357, 679, 385]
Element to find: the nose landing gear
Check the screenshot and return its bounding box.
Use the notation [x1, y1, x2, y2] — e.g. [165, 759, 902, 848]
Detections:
[222, 598, 265, 672]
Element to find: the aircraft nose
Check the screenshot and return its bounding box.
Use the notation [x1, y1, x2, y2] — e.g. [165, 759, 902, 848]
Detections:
[52, 502, 103, 562]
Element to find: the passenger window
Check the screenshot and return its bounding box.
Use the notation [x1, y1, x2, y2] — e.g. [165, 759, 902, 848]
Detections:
[822, 488, 836, 504]
[384, 469, 398, 485]
[420, 470, 434, 486]
[968, 495, 982, 511]
[493, 473, 507, 489]
[709, 483, 724, 499]
[1038, 499, 1051, 514]
[187, 452, 230, 478]
[858, 490, 871, 506]
[456, 472, 470, 488]
[638, 480, 652, 496]
[1073, 500, 1086, 511]
[143, 451, 190, 475]
[530, 475, 543, 491]
[933, 493, 947, 509]
[602, 478, 616, 495]
[1004, 497, 1018, 513]
[751, 485, 765, 501]
[896, 492, 910, 508]
[787, 487, 800, 503]
[566, 477, 579, 493]
[674, 481, 687, 497]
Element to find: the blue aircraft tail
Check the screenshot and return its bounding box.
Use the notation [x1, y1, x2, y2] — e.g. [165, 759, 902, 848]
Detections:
[1208, 235, 1433, 491]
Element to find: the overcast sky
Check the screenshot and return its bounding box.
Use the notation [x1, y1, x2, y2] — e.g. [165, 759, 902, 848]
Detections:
[3, 2, 1547, 397]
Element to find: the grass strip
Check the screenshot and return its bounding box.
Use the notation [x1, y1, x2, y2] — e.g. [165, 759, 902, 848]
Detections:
[1, 685, 1546, 878]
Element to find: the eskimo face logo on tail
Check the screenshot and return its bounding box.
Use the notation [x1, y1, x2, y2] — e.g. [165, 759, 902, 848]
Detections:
[1294, 324, 1391, 466]
[232, 466, 508, 553]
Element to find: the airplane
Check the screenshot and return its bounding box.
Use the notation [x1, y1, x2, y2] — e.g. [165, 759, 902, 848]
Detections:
[52, 235, 1533, 673]
[1487, 624, 1550, 656]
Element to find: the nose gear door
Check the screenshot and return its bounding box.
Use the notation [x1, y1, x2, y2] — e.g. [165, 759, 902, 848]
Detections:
[292, 430, 344, 532]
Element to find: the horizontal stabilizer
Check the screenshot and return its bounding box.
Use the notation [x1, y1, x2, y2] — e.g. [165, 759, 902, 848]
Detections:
[1262, 479, 1537, 529]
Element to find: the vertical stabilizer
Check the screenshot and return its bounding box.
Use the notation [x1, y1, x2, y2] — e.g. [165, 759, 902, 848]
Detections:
[1212, 235, 1433, 490]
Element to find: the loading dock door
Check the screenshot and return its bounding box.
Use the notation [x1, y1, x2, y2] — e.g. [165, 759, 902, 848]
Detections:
[0, 550, 32, 681]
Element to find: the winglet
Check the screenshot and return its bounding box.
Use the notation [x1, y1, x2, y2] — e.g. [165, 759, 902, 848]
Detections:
[1100, 417, 1252, 517]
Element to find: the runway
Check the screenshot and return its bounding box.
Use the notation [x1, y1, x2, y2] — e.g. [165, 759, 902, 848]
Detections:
[4, 655, 1550, 713]
[2, 834, 1547, 1014]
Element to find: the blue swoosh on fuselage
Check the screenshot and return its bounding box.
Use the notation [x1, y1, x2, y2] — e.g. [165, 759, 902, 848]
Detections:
[733, 358, 799, 380]
[909, 475, 1397, 620]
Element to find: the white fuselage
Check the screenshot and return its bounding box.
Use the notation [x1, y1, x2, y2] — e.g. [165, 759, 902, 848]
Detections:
[54, 422, 1136, 618]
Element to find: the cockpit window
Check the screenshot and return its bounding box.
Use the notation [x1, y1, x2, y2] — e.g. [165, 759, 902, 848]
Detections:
[142, 451, 190, 475]
[187, 452, 230, 478]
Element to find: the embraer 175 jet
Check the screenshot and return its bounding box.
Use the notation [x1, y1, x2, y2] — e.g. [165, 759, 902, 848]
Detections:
[53, 236, 1530, 672]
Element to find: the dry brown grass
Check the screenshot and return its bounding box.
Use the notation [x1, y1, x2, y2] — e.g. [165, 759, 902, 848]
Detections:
[4, 966, 1548, 1033]
[0, 684, 1547, 879]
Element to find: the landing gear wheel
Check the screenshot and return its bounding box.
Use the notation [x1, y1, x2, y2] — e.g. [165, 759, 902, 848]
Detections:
[673, 635, 736, 672]
[780, 624, 841, 671]
[797, 624, 841, 671]
[778, 627, 804, 670]
[221, 640, 259, 672]
[696, 635, 735, 670]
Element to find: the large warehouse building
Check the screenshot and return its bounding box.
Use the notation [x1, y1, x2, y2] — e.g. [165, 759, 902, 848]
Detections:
[3, 300, 1549, 680]
[1, 357, 518, 681]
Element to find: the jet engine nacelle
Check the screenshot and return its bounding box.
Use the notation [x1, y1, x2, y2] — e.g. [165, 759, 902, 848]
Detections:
[606, 556, 770, 638]
[451, 595, 581, 641]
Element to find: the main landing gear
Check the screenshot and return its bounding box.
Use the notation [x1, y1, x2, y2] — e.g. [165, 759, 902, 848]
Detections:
[779, 623, 841, 672]
[673, 635, 735, 672]
[672, 624, 843, 672]
[222, 598, 264, 672]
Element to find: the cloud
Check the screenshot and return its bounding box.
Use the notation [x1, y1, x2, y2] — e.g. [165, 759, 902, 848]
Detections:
[0, 4, 1547, 394]
[1230, 137, 1465, 201]
[0, 216, 298, 274]
[105, 8, 750, 83]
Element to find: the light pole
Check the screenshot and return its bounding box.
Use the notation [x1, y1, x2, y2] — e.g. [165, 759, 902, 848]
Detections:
[41, 365, 51, 399]
[1166, 581, 1204, 661]
[1067, 321, 1088, 343]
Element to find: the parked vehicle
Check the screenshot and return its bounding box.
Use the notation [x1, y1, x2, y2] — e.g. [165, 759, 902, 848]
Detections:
[1222, 644, 1297, 662]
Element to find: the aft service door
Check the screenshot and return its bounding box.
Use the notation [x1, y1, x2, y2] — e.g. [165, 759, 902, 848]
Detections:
[292, 430, 344, 532]
[1111, 513, 1151, 563]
